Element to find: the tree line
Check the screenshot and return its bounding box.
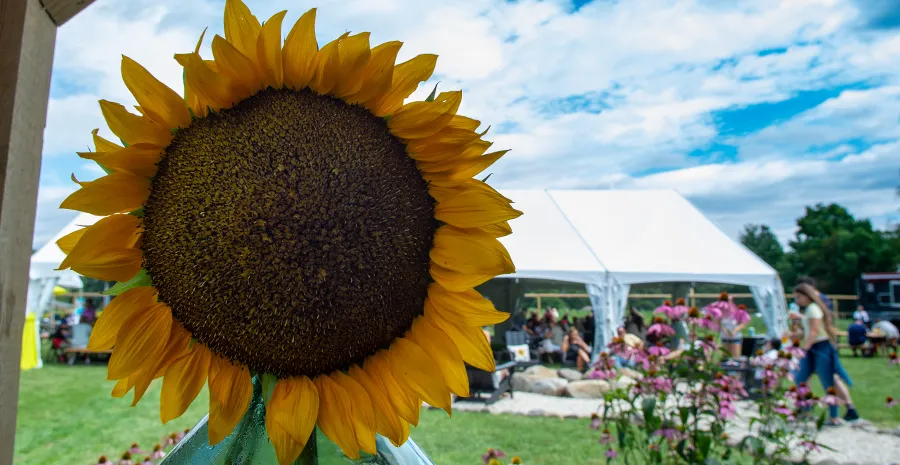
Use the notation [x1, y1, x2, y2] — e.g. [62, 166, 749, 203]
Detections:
[740, 203, 900, 296]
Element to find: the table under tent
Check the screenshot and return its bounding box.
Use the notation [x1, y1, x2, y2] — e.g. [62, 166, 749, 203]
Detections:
[480, 189, 788, 358]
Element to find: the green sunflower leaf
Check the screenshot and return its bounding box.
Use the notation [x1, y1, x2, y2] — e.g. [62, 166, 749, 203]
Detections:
[261, 373, 278, 406]
[104, 269, 152, 295]
[425, 82, 440, 102]
[129, 207, 144, 218]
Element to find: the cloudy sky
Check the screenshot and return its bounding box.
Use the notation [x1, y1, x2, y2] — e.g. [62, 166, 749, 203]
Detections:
[34, 0, 900, 249]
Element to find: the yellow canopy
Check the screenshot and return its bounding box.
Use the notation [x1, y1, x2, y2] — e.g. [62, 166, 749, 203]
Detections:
[53, 286, 67, 295]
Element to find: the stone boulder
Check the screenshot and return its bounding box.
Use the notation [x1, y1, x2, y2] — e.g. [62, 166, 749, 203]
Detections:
[618, 367, 643, 379]
[558, 368, 584, 381]
[511, 375, 543, 393]
[523, 365, 559, 379]
[530, 378, 569, 396]
[565, 380, 611, 398]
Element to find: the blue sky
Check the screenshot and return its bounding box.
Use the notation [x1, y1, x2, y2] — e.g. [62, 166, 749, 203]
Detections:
[34, 0, 900, 248]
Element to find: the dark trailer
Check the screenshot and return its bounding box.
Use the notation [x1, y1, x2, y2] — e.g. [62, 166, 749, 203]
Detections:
[857, 272, 900, 324]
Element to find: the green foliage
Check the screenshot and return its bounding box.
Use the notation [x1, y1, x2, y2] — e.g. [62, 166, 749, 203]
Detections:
[741, 204, 899, 295]
[740, 224, 784, 269]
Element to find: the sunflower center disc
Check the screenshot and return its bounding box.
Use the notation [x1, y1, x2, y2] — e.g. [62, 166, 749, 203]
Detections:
[142, 88, 437, 378]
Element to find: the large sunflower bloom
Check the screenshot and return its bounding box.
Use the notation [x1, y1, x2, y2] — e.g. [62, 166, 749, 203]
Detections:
[56, 2, 520, 463]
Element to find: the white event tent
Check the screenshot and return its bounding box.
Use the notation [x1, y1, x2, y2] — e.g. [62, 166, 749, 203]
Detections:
[496, 189, 788, 355]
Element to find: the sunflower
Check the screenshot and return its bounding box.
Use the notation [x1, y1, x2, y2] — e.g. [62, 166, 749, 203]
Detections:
[56, 2, 520, 463]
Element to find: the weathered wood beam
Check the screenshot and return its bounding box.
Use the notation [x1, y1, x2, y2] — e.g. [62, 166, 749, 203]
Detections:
[40, 0, 94, 26]
[0, 0, 58, 463]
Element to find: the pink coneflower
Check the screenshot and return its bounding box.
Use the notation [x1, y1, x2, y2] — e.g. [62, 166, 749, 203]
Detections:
[732, 304, 751, 325]
[822, 387, 841, 407]
[647, 322, 675, 338]
[140, 458, 153, 465]
[150, 444, 165, 460]
[886, 396, 897, 408]
[698, 315, 720, 331]
[605, 448, 617, 459]
[889, 353, 899, 365]
[648, 343, 670, 357]
[481, 448, 506, 464]
[118, 452, 133, 465]
[96, 456, 113, 465]
[128, 444, 143, 455]
[590, 413, 602, 430]
[162, 433, 178, 447]
[652, 428, 681, 442]
[800, 441, 821, 452]
[719, 400, 738, 419]
[773, 404, 793, 416]
[599, 428, 614, 444]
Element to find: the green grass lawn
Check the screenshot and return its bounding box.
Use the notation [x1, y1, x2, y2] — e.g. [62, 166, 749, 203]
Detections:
[15, 355, 900, 465]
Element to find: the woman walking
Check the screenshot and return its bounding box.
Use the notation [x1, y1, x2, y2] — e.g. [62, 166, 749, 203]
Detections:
[792, 283, 853, 425]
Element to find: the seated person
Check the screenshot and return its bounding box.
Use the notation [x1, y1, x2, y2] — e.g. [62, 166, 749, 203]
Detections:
[873, 319, 899, 352]
[562, 327, 591, 371]
[852, 306, 871, 329]
[847, 319, 868, 357]
[540, 317, 565, 355]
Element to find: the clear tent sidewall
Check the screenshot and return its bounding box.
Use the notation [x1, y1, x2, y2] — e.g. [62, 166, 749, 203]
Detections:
[586, 275, 788, 359]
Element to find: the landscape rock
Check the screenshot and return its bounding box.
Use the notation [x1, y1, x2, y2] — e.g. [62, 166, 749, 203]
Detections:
[523, 365, 559, 379]
[616, 375, 638, 390]
[558, 368, 584, 381]
[511, 375, 541, 393]
[618, 367, 643, 379]
[565, 380, 611, 398]
[530, 378, 569, 396]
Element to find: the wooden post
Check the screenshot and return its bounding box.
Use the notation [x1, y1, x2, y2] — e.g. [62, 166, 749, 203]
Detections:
[689, 286, 696, 308]
[536, 295, 541, 313]
[0, 1, 92, 462]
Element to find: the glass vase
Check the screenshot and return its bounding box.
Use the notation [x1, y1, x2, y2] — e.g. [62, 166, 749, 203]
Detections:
[161, 377, 434, 465]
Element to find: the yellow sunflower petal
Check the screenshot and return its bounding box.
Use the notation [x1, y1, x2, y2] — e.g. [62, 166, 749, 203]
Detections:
[309, 33, 347, 95]
[212, 35, 262, 91]
[266, 377, 319, 465]
[346, 41, 402, 104]
[406, 122, 483, 154]
[434, 188, 523, 229]
[364, 352, 420, 426]
[99, 100, 172, 147]
[56, 227, 87, 255]
[369, 54, 437, 117]
[332, 371, 377, 455]
[410, 141, 489, 167]
[111, 376, 135, 398]
[388, 338, 452, 414]
[427, 178, 512, 204]
[348, 364, 405, 447]
[92, 128, 122, 152]
[223, 0, 261, 63]
[208, 357, 253, 445]
[314, 375, 360, 460]
[480, 221, 513, 238]
[282, 8, 318, 90]
[425, 308, 495, 371]
[121, 56, 191, 129]
[131, 321, 192, 406]
[78, 143, 164, 179]
[422, 150, 508, 185]
[333, 32, 371, 98]
[175, 53, 242, 109]
[107, 303, 172, 380]
[429, 261, 493, 292]
[430, 225, 514, 276]
[407, 317, 470, 397]
[58, 214, 142, 282]
[256, 10, 287, 89]
[161, 343, 212, 423]
[427, 285, 509, 327]
[88, 286, 157, 351]
[389, 91, 462, 139]
[60, 172, 150, 216]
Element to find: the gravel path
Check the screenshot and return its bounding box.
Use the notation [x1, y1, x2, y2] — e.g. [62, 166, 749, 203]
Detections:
[452, 392, 900, 465]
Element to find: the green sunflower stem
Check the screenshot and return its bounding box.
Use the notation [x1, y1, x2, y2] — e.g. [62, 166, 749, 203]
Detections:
[297, 431, 318, 465]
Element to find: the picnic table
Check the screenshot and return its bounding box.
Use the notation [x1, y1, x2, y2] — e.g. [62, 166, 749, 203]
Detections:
[836, 330, 893, 357]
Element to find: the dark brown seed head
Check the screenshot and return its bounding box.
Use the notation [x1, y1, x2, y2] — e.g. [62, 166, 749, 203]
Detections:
[142, 88, 437, 378]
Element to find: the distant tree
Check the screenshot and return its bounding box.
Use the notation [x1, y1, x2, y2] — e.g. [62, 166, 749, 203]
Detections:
[786, 203, 899, 294]
[739, 224, 784, 269]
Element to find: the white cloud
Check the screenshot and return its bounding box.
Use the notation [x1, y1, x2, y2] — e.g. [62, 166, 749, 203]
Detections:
[32, 0, 900, 250]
